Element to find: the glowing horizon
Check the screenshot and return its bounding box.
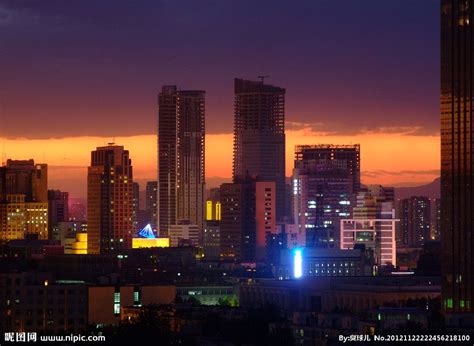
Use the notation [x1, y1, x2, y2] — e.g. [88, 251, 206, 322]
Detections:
[0, 128, 439, 199]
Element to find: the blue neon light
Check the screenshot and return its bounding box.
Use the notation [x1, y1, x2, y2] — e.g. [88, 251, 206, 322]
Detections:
[294, 249, 302, 278]
[138, 224, 156, 239]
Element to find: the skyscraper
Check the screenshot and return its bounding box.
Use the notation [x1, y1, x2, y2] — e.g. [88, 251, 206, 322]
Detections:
[158, 86, 205, 236]
[432, 198, 441, 241]
[132, 182, 140, 233]
[292, 145, 360, 248]
[233, 78, 286, 221]
[145, 181, 158, 230]
[48, 189, 69, 240]
[220, 176, 276, 262]
[87, 145, 133, 254]
[204, 188, 221, 259]
[441, 0, 474, 314]
[220, 182, 253, 261]
[398, 196, 431, 247]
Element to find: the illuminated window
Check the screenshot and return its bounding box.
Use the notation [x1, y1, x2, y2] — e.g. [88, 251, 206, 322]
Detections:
[206, 201, 213, 220]
[114, 292, 120, 315]
[216, 202, 221, 221]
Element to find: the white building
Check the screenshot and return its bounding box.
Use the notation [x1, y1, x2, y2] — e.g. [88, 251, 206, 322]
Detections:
[340, 190, 397, 266]
[169, 222, 200, 247]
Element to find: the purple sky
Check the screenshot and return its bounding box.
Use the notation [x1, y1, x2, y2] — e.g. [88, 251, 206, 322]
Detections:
[0, 0, 439, 139]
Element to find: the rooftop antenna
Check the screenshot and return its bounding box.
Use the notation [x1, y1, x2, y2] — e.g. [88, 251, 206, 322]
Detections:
[108, 137, 115, 146]
[258, 75, 270, 84]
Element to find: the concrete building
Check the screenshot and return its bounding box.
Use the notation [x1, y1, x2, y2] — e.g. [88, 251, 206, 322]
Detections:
[0, 160, 48, 241]
[145, 181, 158, 231]
[220, 177, 276, 262]
[169, 221, 200, 247]
[233, 78, 286, 221]
[240, 276, 440, 314]
[276, 248, 373, 280]
[87, 145, 134, 254]
[398, 196, 431, 247]
[292, 145, 360, 248]
[158, 86, 205, 236]
[341, 187, 397, 266]
[88, 285, 176, 326]
[47, 190, 69, 240]
[203, 221, 220, 259]
[0, 272, 87, 333]
[132, 182, 139, 234]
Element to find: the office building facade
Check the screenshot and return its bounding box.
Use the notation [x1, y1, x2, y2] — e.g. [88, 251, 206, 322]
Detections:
[0, 160, 48, 241]
[145, 181, 158, 231]
[158, 86, 205, 236]
[87, 145, 134, 254]
[341, 187, 397, 266]
[48, 190, 69, 240]
[292, 145, 360, 248]
[398, 196, 431, 247]
[441, 0, 474, 313]
[233, 78, 286, 221]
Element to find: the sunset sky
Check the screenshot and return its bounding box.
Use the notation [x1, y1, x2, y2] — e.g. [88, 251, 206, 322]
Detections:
[0, 0, 440, 199]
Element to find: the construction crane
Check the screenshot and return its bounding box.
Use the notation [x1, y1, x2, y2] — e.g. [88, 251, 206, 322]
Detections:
[258, 75, 270, 83]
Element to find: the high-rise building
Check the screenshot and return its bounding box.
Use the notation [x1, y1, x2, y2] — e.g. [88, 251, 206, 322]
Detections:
[132, 182, 140, 233]
[203, 221, 220, 259]
[48, 189, 69, 240]
[398, 196, 431, 247]
[431, 198, 441, 241]
[158, 86, 205, 236]
[145, 181, 158, 231]
[341, 188, 397, 266]
[205, 188, 221, 222]
[220, 182, 252, 261]
[204, 188, 221, 259]
[292, 145, 360, 248]
[233, 78, 286, 221]
[220, 177, 276, 262]
[441, 0, 474, 314]
[87, 145, 134, 254]
[0, 160, 48, 241]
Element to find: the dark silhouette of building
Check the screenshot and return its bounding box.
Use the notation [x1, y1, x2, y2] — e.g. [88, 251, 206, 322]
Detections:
[48, 190, 69, 240]
[145, 181, 158, 230]
[0, 159, 48, 202]
[233, 78, 285, 221]
[432, 198, 441, 241]
[398, 196, 431, 247]
[441, 0, 474, 315]
[220, 176, 276, 262]
[0, 160, 48, 241]
[132, 182, 139, 233]
[87, 145, 133, 254]
[158, 86, 205, 236]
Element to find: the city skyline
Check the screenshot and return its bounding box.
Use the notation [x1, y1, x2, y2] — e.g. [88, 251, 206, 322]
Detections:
[1, 1, 471, 341]
[0, 1, 441, 199]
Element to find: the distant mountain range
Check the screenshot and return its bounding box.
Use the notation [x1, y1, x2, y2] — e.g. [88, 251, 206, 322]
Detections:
[394, 177, 440, 200]
[117, 176, 442, 211]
